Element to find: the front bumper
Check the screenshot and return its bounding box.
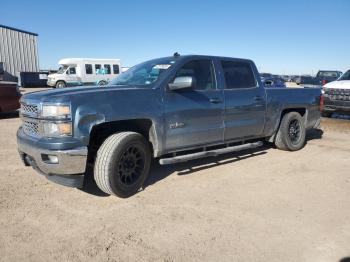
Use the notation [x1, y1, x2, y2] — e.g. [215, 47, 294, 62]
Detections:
[17, 128, 88, 187]
[47, 79, 56, 87]
[323, 98, 350, 112]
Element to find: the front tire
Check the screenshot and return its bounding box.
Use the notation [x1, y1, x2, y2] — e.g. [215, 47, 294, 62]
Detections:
[56, 81, 66, 88]
[94, 132, 151, 198]
[275, 112, 306, 151]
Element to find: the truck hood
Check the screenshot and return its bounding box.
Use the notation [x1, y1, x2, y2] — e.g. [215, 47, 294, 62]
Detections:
[22, 85, 149, 103]
[324, 80, 350, 90]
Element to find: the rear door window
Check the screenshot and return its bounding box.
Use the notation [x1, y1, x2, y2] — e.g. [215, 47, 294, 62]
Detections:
[221, 60, 256, 89]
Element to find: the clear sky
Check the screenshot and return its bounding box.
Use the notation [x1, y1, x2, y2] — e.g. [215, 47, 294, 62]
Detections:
[1, 0, 349, 75]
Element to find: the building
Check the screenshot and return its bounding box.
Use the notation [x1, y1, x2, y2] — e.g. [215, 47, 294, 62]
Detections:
[0, 25, 39, 82]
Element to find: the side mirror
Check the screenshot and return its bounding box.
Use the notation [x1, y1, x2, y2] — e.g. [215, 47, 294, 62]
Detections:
[66, 70, 69, 75]
[168, 76, 194, 91]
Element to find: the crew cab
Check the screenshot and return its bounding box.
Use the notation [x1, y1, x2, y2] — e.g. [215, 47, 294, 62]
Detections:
[17, 55, 322, 198]
[322, 69, 350, 117]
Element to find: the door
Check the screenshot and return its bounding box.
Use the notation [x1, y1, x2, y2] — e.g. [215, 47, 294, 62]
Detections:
[83, 63, 96, 85]
[164, 59, 225, 152]
[220, 60, 266, 140]
[66, 66, 80, 85]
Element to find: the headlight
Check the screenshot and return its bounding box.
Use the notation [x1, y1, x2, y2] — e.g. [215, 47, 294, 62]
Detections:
[42, 122, 72, 137]
[42, 104, 71, 118]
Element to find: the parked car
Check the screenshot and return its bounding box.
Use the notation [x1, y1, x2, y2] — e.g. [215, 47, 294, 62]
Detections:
[261, 76, 286, 88]
[297, 71, 342, 86]
[0, 81, 21, 113]
[322, 69, 350, 117]
[280, 75, 292, 82]
[47, 58, 122, 88]
[317, 70, 343, 85]
[17, 55, 322, 198]
[295, 75, 313, 85]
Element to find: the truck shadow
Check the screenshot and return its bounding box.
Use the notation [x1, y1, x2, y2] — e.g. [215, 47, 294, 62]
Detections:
[305, 128, 323, 141]
[80, 128, 323, 197]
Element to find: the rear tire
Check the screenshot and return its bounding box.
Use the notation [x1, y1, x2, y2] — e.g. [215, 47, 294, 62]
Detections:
[56, 81, 66, 88]
[98, 80, 107, 86]
[94, 132, 151, 198]
[275, 112, 306, 151]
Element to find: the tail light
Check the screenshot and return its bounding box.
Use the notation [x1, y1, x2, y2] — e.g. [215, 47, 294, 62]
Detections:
[319, 94, 324, 112]
[322, 79, 327, 85]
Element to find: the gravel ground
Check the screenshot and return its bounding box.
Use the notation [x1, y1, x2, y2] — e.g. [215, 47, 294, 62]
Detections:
[0, 90, 349, 262]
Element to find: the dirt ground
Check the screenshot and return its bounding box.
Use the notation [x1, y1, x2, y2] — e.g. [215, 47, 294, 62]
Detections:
[0, 93, 350, 261]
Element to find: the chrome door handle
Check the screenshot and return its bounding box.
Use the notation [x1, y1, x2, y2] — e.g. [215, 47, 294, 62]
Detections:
[209, 98, 222, 104]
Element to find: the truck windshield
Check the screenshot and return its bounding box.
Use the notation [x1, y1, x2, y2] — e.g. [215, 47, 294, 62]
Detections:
[57, 65, 69, 74]
[338, 70, 350, 81]
[110, 58, 176, 86]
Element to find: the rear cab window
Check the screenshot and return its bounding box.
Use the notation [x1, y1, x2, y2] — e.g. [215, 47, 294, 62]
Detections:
[221, 60, 257, 89]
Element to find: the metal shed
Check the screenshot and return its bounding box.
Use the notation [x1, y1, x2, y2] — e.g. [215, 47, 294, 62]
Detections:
[0, 25, 39, 82]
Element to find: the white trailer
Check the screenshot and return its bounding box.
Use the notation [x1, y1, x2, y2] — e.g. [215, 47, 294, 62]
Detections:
[47, 58, 121, 88]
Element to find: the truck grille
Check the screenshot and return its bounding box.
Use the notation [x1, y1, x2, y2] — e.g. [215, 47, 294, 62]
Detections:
[21, 103, 39, 117]
[23, 120, 40, 136]
[325, 89, 350, 101]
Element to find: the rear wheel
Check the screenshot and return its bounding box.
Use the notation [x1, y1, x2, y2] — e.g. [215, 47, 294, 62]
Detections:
[98, 80, 107, 86]
[275, 112, 306, 151]
[56, 81, 66, 88]
[94, 132, 151, 198]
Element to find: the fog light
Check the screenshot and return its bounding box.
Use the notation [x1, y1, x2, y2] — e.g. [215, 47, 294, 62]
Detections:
[42, 154, 59, 164]
[48, 155, 59, 163]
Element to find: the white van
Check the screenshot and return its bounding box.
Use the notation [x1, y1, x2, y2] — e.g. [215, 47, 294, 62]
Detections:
[47, 58, 121, 88]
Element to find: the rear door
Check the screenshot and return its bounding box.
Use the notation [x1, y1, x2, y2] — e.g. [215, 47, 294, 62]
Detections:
[220, 60, 266, 140]
[164, 59, 225, 151]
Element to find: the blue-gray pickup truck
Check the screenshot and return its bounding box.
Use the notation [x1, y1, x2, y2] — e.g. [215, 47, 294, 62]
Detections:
[17, 55, 322, 197]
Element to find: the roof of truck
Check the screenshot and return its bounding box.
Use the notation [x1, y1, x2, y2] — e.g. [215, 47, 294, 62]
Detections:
[153, 54, 255, 64]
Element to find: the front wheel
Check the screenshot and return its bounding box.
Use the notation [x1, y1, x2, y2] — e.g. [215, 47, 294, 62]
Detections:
[275, 112, 306, 151]
[55, 81, 66, 88]
[94, 132, 151, 198]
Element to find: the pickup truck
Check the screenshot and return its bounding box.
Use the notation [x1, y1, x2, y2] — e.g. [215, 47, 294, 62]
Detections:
[296, 70, 342, 86]
[322, 69, 350, 117]
[17, 55, 322, 198]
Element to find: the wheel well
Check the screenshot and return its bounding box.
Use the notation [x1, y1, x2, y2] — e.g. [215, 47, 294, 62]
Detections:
[268, 108, 307, 143]
[281, 108, 306, 118]
[56, 80, 66, 86]
[87, 119, 154, 163]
